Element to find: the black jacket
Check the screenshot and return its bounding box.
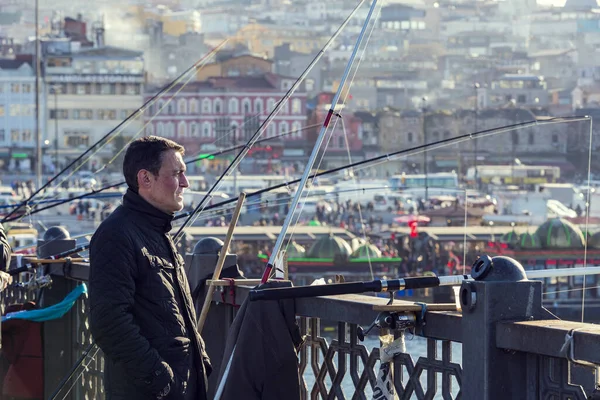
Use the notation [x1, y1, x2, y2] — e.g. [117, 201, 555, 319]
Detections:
[216, 281, 303, 400]
[0, 223, 10, 272]
[89, 189, 211, 400]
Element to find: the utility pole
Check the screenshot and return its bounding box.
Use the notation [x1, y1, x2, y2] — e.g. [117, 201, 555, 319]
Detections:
[34, 0, 42, 189]
[474, 82, 480, 191]
[52, 86, 59, 172]
[422, 97, 428, 201]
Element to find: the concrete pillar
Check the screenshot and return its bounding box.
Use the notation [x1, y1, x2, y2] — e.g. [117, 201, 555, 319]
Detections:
[460, 255, 545, 400]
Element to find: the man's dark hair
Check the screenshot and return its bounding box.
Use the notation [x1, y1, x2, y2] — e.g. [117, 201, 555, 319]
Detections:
[123, 136, 185, 191]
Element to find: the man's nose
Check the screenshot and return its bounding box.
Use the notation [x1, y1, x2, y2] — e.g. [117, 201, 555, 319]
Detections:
[180, 174, 189, 188]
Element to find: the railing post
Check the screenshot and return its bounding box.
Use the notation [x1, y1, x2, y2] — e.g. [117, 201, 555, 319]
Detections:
[184, 237, 240, 399]
[37, 226, 78, 399]
[460, 256, 545, 400]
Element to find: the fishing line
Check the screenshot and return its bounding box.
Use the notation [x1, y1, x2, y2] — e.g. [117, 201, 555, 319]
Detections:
[581, 116, 593, 322]
[335, 8, 382, 279]
[2, 40, 229, 223]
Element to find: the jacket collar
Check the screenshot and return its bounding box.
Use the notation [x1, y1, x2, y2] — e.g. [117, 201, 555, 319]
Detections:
[122, 189, 173, 233]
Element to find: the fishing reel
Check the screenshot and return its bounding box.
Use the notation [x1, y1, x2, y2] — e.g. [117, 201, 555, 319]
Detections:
[13, 275, 53, 291]
[357, 311, 416, 342]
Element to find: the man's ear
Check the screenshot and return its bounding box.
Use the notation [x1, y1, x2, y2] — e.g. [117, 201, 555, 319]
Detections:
[137, 169, 153, 190]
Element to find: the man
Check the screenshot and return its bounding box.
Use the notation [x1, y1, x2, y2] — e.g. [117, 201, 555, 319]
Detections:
[0, 223, 12, 291]
[89, 136, 211, 400]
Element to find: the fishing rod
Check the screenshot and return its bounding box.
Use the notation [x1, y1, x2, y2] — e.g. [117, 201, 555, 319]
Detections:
[249, 264, 600, 301]
[1, 40, 228, 223]
[172, 0, 371, 245]
[174, 115, 589, 221]
[260, 0, 380, 284]
[1, 123, 320, 223]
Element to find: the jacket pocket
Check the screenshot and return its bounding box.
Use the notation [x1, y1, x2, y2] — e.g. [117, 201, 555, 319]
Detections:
[143, 255, 177, 299]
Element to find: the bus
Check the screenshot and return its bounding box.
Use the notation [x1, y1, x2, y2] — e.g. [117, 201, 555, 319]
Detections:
[389, 173, 459, 191]
[466, 165, 560, 185]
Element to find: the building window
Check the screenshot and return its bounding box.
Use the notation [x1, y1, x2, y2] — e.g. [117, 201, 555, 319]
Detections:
[231, 124, 238, 140]
[444, 130, 450, 138]
[517, 94, 526, 104]
[167, 123, 175, 138]
[267, 124, 275, 137]
[0, 105, 4, 117]
[292, 99, 301, 114]
[125, 84, 139, 95]
[267, 98, 275, 111]
[338, 136, 344, 148]
[178, 98, 187, 114]
[202, 98, 212, 113]
[512, 131, 519, 145]
[11, 129, 18, 142]
[76, 84, 88, 95]
[100, 84, 112, 95]
[292, 121, 302, 138]
[242, 98, 251, 114]
[214, 98, 223, 114]
[190, 99, 199, 114]
[552, 134, 559, 144]
[11, 83, 19, 93]
[202, 122, 211, 137]
[178, 121, 187, 137]
[528, 132, 534, 145]
[21, 130, 32, 143]
[167, 102, 175, 115]
[156, 100, 165, 114]
[157, 122, 164, 136]
[0, 129, 4, 142]
[146, 124, 154, 136]
[305, 79, 314, 92]
[22, 84, 31, 93]
[228, 98, 239, 114]
[408, 132, 413, 142]
[254, 98, 263, 114]
[279, 121, 289, 134]
[97, 109, 117, 120]
[191, 122, 199, 137]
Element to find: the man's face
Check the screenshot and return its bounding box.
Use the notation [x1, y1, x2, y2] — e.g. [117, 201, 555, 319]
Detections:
[146, 149, 189, 214]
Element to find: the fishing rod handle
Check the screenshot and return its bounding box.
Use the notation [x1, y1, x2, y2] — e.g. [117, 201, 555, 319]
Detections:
[249, 280, 384, 301]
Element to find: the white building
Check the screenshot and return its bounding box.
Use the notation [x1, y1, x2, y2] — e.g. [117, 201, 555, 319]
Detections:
[43, 41, 144, 170]
[0, 58, 45, 173]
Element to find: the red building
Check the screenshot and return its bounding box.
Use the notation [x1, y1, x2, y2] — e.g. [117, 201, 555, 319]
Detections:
[143, 72, 308, 172]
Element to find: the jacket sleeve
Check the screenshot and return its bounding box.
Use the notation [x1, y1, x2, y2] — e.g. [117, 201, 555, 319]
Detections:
[88, 227, 173, 395]
[0, 223, 10, 272]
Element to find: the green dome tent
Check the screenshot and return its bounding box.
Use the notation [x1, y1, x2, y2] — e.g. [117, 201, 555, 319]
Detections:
[308, 234, 353, 259]
[284, 241, 306, 258]
[535, 218, 585, 248]
[501, 230, 520, 248]
[519, 232, 542, 249]
[351, 243, 383, 259]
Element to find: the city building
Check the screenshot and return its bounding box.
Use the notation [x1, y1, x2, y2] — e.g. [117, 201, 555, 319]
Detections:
[43, 31, 145, 170]
[143, 62, 308, 173]
[0, 56, 44, 173]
